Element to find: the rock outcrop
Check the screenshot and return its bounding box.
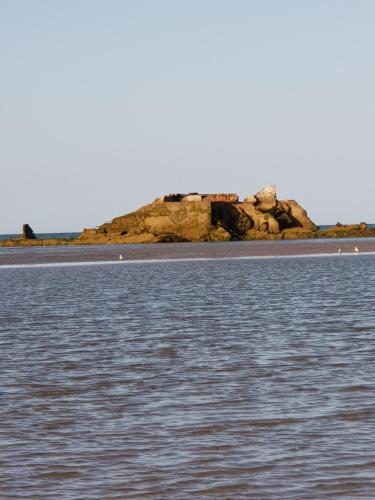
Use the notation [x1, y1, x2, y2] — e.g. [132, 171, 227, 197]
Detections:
[22, 224, 36, 239]
[2, 190, 375, 248]
[254, 184, 277, 212]
[319, 222, 370, 238]
[80, 200, 212, 243]
[79, 187, 318, 243]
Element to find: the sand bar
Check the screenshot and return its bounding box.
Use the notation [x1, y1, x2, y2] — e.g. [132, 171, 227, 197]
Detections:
[1, 238, 375, 266]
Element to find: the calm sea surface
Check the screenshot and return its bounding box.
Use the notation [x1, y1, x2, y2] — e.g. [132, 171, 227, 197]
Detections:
[1, 255, 375, 499]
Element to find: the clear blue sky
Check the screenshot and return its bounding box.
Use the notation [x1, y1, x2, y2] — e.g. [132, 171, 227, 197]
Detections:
[1, 0, 374, 232]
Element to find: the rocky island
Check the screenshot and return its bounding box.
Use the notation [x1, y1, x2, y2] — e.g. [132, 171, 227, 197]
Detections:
[79, 185, 319, 243]
[2, 186, 374, 246]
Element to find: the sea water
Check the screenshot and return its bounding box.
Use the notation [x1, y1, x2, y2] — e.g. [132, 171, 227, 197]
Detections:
[1, 255, 375, 499]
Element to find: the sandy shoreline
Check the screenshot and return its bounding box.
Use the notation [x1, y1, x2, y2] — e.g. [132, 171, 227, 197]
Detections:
[1, 238, 375, 266]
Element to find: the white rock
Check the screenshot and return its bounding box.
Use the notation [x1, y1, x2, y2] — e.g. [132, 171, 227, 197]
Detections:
[255, 185, 277, 200]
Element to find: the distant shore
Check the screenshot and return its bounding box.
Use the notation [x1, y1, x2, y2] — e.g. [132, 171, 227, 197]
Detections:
[1, 239, 375, 267]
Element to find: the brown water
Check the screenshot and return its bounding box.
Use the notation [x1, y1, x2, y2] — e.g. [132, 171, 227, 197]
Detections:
[1, 254, 375, 498]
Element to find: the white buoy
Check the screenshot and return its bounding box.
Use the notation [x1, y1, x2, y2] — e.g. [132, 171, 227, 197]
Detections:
[119, 254, 124, 260]
[354, 246, 359, 253]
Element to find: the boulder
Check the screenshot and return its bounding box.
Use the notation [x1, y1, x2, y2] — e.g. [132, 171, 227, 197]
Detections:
[277, 201, 317, 231]
[208, 226, 232, 241]
[271, 201, 295, 229]
[211, 203, 252, 237]
[254, 185, 277, 212]
[239, 203, 280, 233]
[243, 195, 257, 204]
[255, 185, 276, 199]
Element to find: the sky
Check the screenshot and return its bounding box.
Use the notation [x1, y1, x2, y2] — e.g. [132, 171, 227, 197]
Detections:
[1, 0, 375, 233]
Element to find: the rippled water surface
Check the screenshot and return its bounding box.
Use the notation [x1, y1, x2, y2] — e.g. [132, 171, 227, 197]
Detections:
[1, 255, 375, 499]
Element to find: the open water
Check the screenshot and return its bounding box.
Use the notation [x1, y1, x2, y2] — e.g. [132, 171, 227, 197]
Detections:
[1, 254, 375, 499]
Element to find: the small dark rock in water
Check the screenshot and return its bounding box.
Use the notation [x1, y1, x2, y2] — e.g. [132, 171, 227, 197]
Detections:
[22, 224, 36, 240]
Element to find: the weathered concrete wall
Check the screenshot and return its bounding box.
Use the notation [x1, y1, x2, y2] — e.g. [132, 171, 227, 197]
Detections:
[143, 202, 211, 240]
[202, 194, 239, 202]
[80, 201, 212, 243]
[162, 193, 239, 203]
